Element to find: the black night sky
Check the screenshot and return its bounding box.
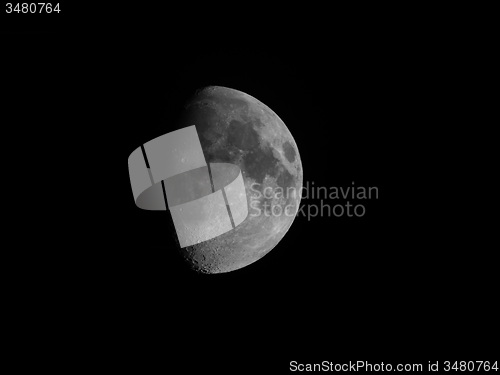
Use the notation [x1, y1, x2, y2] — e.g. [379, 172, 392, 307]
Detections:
[3, 3, 495, 369]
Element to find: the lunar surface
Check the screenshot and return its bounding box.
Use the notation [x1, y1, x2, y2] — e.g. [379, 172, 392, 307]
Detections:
[171, 86, 303, 273]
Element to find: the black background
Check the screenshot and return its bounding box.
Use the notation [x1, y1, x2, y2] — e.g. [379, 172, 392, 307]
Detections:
[3, 3, 497, 369]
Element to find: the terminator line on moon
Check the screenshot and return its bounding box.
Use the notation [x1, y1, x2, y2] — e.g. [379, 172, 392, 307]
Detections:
[167, 86, 303, 273]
